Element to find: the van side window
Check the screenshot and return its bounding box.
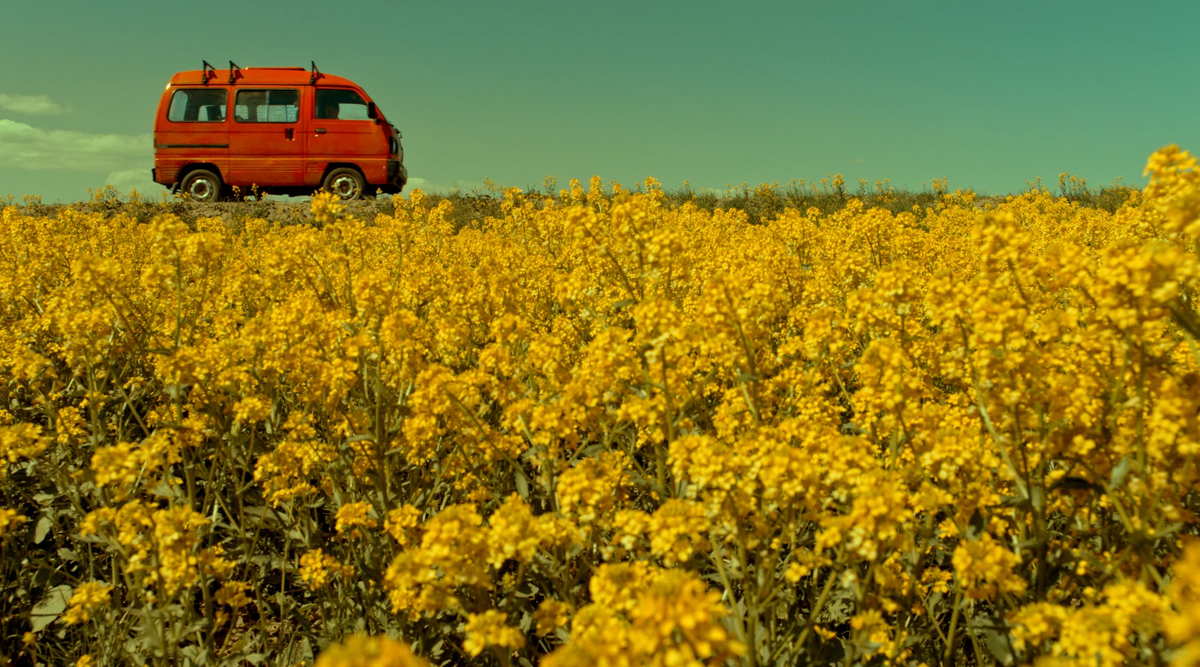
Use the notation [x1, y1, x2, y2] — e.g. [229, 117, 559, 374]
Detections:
[315, 89, 370, 120]
[234, 90, 300, 123]
[168, 89, 227, 122]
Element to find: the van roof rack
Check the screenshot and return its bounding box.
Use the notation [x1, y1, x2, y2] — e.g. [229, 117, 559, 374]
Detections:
[196, 61, 322, 85]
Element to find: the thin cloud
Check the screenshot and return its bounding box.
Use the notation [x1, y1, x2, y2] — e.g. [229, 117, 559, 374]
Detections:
[104, 168, 163, 197]
[406, 177, 483, 194]
[0, 94, 69, 115]
[0, 119, 149, 171]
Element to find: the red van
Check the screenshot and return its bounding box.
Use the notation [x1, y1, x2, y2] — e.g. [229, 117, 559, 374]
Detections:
[152, 62, 406, 201]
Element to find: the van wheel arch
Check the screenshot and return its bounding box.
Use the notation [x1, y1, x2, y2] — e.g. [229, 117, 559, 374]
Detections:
[175, 163, 224, 191]
[320, 164, 369, 200]
[319, 163, 367, 184]
[179, 168, 225, 203]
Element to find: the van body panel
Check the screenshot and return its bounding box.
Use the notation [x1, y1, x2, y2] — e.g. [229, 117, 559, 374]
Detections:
[307, 85, 391, 187]
[305, 86, 391, 187]
[154, 85, 230, 185]
[153, 67, 406, 195]
[227, 86, 307, 188]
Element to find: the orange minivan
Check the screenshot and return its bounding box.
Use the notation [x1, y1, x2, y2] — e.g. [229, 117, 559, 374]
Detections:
[152, 62, 406, 201]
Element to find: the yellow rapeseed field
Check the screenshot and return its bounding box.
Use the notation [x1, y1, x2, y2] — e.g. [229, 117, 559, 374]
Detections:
[2, 147, 1200, 667]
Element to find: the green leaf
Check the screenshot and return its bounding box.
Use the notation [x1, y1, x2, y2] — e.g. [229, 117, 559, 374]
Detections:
[982, 629, 1015, 665]
[515, 468, 529, 498]
[34, 516, 51, 544]
[180, 645, 208, 665]
[226, 636, 249, 655]
[30, 584, 71, 632]
[1110, 457, 1132, 490]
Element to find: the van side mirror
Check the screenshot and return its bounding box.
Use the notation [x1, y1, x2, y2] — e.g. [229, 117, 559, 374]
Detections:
[367, 102, 378, 120]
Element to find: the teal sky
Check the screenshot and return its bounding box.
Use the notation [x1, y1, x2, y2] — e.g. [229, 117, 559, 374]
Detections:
[1, 0, 1197, 202]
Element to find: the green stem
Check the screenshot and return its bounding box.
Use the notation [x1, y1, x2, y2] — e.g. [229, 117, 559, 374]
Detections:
[942, 588, 964, 667]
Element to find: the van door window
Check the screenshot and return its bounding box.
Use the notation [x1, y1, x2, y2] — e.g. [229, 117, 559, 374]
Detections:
[234, 90, 300, 123]
[315, 89, 370, 121]
[168, 89, 227, 122]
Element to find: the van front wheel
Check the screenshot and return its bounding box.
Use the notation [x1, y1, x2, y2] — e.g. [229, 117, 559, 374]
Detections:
[181, 169, 223, 203]
[323, 168, 365, 200]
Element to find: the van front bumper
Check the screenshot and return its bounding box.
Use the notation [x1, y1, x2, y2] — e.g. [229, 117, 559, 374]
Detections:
[384, 160, 408, 193]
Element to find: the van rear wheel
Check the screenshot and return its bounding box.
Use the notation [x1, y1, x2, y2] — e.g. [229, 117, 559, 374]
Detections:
[181, 169, 223, 203]
[323, 168, 365, 201]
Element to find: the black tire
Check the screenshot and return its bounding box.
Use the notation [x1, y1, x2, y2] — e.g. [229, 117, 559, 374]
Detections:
[181, 169, 223, 203]
[322, 168, 366, 201]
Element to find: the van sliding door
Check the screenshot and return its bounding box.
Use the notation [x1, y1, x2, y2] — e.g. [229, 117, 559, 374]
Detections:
[228, 88, 305, 190]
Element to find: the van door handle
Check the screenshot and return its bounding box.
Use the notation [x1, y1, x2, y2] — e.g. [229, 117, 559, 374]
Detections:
[314, 128, 327, 134]
[285, 128, 294, 140]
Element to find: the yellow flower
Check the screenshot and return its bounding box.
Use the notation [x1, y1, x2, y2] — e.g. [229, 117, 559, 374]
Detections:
[556, 451, 629, 528]
[545, 566, 744, 667]
[645, 499, 710, 565]
[232, 395, 271, 423]
[215, 580, 252, 608]
[63, 581, 113, 625]
[335, 501, 379, 538]
[90, 441, 144, 495]
[0, 508, 27, 538]
[384, 505, 422, 547]
[310, 191, 347, 225]
[533, 599, 572, 636]
[314, 635, 429, 667]
[462, 609, 524, 657]
[952, 534, 1027, 601]
[1167, 541, 1200, 665]
[299, 549, 352, 589]
[0, 423, 48, 476]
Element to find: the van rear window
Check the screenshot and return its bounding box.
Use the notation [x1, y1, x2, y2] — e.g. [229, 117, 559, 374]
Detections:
[168, 89, 227, 122]
[234, 90, 300, 123]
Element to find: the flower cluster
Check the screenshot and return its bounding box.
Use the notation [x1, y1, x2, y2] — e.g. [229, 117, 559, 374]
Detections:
[1, 148, 1199, 666]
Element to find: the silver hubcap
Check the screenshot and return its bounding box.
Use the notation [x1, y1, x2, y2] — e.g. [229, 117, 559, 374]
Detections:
[188, 178, 214, 200]
[331, 175, 359, 199]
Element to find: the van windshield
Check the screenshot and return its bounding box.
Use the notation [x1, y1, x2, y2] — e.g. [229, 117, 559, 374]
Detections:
[168, 89, 227, 122]
[315, 89, 370, 120]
